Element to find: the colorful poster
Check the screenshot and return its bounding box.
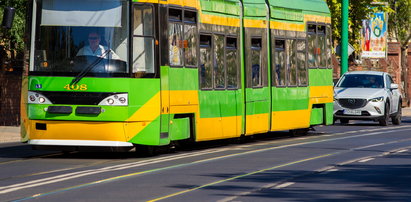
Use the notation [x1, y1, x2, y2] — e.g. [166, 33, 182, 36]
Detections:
[361, 12, 387, 58]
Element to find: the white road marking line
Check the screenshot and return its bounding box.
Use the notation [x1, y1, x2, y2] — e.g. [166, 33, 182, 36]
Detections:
[358, 158, 374, 163]
[274, 182, 295, 189]
[396, 149, 408, 153]
[355, 143, 386, 150]
[327, 168, 339, 172]
[316, 166, 335, 172]
[0, 147, 233, 194]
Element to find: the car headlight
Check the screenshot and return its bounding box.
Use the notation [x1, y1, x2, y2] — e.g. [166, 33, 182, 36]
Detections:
[369, 96, 384, 102]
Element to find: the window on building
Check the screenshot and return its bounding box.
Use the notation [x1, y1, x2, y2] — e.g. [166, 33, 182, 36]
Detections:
[274, 39, 286, 86]
[226, 37, 238, 89]
[199, 35, 212, 89]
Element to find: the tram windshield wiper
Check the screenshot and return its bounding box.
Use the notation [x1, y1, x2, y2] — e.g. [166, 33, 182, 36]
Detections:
[70, 49, 111, 86]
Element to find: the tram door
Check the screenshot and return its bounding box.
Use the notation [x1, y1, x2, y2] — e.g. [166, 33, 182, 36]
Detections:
[244, 28, 271, 135]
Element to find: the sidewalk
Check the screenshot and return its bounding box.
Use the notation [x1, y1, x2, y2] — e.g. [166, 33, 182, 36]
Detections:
[1, 108, 411, 144]
[0, 126, 21, 143]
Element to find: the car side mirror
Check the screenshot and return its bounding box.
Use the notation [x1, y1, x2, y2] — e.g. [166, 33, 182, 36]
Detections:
[390, 83, 399, 89]
[2, 7, 15, 29]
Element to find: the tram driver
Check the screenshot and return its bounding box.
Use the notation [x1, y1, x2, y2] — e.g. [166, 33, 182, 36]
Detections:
[77, 31, 121, 60]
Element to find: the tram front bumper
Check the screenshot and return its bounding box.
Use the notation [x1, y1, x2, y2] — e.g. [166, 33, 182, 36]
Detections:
[27, 120, 134, 148]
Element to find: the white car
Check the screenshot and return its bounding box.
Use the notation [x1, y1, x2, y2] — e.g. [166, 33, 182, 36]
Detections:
[334, 71, 402, 126]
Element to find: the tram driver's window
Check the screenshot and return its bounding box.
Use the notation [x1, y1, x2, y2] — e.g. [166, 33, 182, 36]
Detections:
[169, 8, 183, 66]
[251, 38, 262, 87]
[132, 5, 155, 77]
[274, 39, 286, 86]
[199, 35, 212, 89]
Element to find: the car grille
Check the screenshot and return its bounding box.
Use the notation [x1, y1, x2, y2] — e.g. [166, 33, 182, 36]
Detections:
[337, 98, 368, 109]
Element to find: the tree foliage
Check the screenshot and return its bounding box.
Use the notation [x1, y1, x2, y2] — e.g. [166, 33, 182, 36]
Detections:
[0, 0, 27, 52]
[326, 0, 387, 53]
[386, 0, 411, 48]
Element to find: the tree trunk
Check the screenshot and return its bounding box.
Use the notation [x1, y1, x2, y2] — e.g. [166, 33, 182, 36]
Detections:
[401, 46, 409, 106]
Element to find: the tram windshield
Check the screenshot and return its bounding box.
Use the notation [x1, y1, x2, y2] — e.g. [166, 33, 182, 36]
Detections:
[31, 0, 129, 76]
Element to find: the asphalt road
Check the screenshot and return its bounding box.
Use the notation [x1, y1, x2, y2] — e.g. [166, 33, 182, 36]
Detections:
[1, 118, 411, 201]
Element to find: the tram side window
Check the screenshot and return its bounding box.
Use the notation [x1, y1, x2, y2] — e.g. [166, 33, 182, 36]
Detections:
[307, 24, 316, 68]
[251, 38, 262, 87]
[184, 11, 197, 67]
[200, 35, 213, 89]
[287, 39, 297, 86]
[169, 8, 183, 66]
[296, 39, 308, 86]
[132, 5, 155, 77]
[214, 34, 225, 89]
[274, 39, 286, 86]
[318, 25, 327, 68]
[326, 25, 332, 69]
[226, 37, 238, 89]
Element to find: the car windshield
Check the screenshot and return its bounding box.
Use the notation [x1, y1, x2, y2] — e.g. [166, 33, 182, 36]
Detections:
[30, 0, 129, 77]
[337, 74, 384, 88]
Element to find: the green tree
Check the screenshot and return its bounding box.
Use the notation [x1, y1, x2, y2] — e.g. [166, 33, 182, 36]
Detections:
[386, 0, 411, 104]
[0, 0, 27, 52]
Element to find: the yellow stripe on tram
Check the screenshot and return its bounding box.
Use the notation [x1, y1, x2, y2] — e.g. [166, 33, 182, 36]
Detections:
[271, 109, 310, 131]
[310, 86, 333, 104]
[200, 13, 241, 27]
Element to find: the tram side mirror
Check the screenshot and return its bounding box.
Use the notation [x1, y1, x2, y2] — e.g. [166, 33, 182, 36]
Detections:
[2, 7, 15, 29]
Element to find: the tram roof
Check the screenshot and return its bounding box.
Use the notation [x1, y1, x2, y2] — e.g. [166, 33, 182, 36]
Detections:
[267, 0, 330, 14]
[197, 0, 329, 17]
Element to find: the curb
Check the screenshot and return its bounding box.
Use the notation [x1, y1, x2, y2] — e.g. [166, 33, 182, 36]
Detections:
[1, 108, 411, 144]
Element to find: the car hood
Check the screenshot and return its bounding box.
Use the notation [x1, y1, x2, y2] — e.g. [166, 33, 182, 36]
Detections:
[334, 87, 386, 99]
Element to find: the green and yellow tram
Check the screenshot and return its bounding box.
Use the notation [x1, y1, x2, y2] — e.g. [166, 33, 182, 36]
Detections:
[21, 0, 333, 151]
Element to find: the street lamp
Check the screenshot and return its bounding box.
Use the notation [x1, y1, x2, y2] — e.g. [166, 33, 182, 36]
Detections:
[341, 0, 349, 75]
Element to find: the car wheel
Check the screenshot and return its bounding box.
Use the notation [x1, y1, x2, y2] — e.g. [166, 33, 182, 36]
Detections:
[392, 102, 402, 125]
[340, 118, 349, 124]
[379, 102, 390, 126]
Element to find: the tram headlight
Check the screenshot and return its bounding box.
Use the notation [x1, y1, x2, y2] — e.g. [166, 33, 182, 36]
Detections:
[28, 91, 52, 104]
[119, 97, 126, 104]
[29, 95, 36, 102]
[107, 98, 115, 105]
[38, 97, 46, 103]
[99, 93, 128, 106]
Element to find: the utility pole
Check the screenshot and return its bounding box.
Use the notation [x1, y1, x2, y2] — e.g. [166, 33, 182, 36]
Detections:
[341, 0, 349, 75]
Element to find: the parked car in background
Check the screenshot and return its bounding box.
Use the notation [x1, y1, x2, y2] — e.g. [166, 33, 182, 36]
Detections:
[334, 71, 402, 126]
